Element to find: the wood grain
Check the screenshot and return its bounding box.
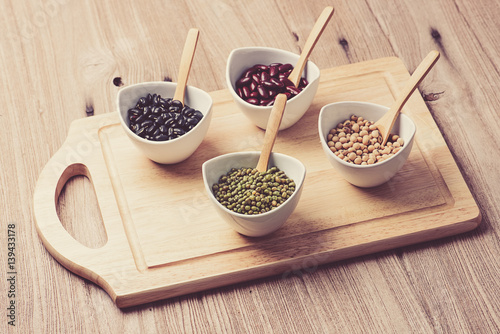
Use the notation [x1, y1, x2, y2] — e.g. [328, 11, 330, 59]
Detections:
[1, 0, 500, 333]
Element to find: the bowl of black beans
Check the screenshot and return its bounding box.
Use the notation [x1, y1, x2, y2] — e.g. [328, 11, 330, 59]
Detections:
[226, 47, 320, 130]
[117, 81, 213, 164]
[202, 151, 306, 237]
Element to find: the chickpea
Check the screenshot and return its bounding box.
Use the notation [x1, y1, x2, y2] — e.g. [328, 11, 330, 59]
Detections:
[327, 115, 405, 165]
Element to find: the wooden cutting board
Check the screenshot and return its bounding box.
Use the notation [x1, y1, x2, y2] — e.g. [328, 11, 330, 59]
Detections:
[33, 57, 481, 308]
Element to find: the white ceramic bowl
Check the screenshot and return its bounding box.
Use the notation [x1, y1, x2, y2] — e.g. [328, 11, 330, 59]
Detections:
[117, 81, 213, 164]
[318, 101, 416, 188]
[226, 47, 320, 130]
[202, 152, 306, 237]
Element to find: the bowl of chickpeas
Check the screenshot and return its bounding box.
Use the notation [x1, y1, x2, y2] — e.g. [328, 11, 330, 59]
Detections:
[318, 101, 416, 187]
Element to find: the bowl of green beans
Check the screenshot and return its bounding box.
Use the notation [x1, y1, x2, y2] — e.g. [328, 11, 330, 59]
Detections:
[202, 151, 306, 237]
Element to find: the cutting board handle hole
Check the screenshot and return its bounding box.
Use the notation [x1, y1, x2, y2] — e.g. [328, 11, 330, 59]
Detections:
[56, 169, 108, 249]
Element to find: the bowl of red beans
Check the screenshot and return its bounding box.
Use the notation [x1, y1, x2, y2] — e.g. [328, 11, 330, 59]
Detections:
[226, 47, 320, 130]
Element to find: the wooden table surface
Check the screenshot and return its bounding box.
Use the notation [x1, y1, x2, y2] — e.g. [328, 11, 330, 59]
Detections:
[2, 0, 499, 333]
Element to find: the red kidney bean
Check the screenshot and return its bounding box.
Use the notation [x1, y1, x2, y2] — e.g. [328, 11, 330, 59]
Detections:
[269, 65, 279, 77]
[286, 85, 301, 95]
[254, 64, 269, 71]
[250, 80, 258, 91]
[260, 98, 273, 106]
[234, 62, 309, 106]
[262, 80, 275, 89]
[260, 71, 270, 83]
[278, 63, 293, 73]
[243, 67, 257, 78]
[247, 97, 260, 104]
[236, 76, 252, 88]
[242, 86, 251, 98]
[251, 73, 261, 84]
[281, 78, 295, 87]
[270, 78, 284, 88]
[257, 85, 269, 99]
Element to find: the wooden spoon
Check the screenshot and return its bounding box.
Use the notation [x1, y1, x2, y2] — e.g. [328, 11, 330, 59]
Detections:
[256, 94, 288, 172]
[375, 50, 440, 145]
[287, 6, 334, 87]
[173, 28, 200, 104]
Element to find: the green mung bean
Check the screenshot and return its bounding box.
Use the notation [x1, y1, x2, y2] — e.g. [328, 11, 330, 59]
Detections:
[212, 166, 296, 215]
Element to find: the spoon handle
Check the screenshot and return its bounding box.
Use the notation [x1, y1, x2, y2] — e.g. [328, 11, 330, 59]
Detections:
[173, 28, 200, 104]
[377, 50, 440, 145]
[287, 6, 334, 87]
[256, 94, 288, 172]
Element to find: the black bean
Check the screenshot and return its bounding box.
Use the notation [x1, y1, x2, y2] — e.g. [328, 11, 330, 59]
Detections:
[169, 105, 181, 113]
[152, 94, 160, 105]
[186, 117, 199, 127]
[155, 134, 168, 141]
[137, 97, 147, 108]
[127, 93, 203, 142]
[164, 118, 176, 128]
[172, 128, 186, 136]
[141, 120, 153, 128]
[171, 99, 183, 108]
[192, 110, 203, 120]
